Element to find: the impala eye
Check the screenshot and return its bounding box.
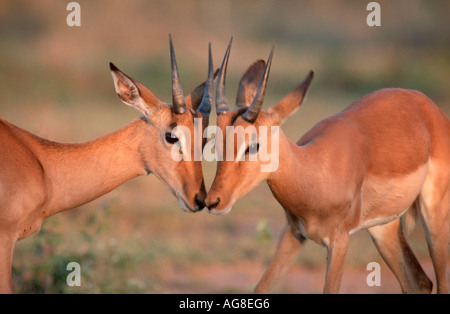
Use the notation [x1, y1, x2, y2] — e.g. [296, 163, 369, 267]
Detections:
[245, 143, 260, 155]
[165, 132, 179, 145]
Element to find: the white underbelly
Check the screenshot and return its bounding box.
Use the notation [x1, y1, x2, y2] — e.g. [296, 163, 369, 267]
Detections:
[352, 162, 429, 233]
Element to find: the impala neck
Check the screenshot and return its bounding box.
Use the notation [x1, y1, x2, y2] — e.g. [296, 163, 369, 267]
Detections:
[266, 132, 320, 211]
[33, 118, 148, 216]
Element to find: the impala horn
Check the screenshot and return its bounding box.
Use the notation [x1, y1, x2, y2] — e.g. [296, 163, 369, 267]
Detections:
[169, 34, 187, 114]
[242, 47, 274, 123]
[196, 43, 214, 117]
[215, 37, 233, 115]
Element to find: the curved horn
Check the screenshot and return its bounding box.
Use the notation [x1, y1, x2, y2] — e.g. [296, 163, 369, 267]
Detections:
[196, 43, 214, 117]
[242, 47, 274, 123]
[215, 37, 233, 115]
[169, 34, 187, 114]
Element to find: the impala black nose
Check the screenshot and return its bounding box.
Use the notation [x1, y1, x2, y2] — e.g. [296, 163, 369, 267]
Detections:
[194, 194, 206, 212]
[206, 197, 220, 211]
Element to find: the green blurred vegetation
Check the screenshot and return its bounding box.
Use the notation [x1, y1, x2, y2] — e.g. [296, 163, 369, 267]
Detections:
[1, 0, 448, 293]
[12, 201, 144, 293]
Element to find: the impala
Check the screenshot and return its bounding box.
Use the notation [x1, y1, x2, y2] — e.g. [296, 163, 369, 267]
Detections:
[205, 42, 450, 293]
[0, 36, 215, 293]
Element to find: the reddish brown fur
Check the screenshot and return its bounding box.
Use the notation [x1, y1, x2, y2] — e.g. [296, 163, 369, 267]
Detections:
[206, 60, 450, 294]
[0, 64, 210, 293]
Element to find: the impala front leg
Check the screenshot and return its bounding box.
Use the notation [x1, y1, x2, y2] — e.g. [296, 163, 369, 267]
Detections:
[323, 232, 349, 294]
[254, 225, 306, 293]
[0, 233, 15, 294]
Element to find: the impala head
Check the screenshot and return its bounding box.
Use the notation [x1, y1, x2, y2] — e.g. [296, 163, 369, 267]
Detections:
[110, 35, 216, 213]
[205, 42, 314, 214]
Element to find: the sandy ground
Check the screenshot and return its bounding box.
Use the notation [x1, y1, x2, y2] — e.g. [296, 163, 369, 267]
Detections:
[159, 260, 448, 294]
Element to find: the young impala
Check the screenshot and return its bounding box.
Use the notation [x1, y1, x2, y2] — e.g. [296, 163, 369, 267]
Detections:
[0, 36, 216, 293]
[205, 41, 450, 293]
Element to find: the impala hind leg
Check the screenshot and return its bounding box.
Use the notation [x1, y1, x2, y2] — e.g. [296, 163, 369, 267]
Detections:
[368, 218, 432, 293]
[418, 186, 450, 294]
[254, 225, 306, 293]
[0, 234, 15, 293]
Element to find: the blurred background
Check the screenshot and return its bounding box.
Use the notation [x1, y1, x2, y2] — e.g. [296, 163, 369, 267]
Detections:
[1, 0, 449, 293]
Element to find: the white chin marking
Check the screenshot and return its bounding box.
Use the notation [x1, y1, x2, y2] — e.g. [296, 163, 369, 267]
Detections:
[177, 197, 192, 213]
[206, 207, 232, 215]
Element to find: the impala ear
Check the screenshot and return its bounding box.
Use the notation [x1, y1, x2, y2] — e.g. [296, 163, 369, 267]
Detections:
[235, 60, 265, 110]
[185, 69, 219, 110]
[269, 71, 314, 124]
[110, 62, 161, 116]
